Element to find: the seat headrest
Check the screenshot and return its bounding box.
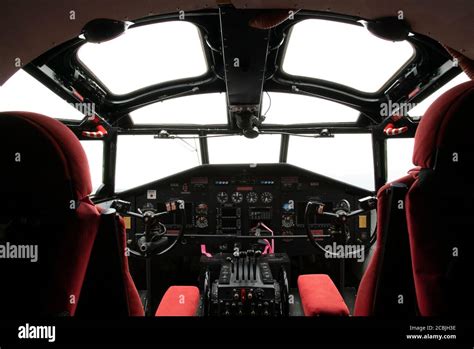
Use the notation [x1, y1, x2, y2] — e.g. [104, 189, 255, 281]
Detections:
[0, 112, 91, 203]
[413, 80, 474, 169]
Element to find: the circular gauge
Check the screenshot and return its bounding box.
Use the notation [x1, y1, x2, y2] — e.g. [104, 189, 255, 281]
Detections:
[196, 203, 208, 215]
[216, 191, 228, 204]
[261, 192, 273, 204]
[231, 192, 244, 204]
[282, 214, 295, 228]
[195, 216, 209, 229]
[246, 191, 258, 204]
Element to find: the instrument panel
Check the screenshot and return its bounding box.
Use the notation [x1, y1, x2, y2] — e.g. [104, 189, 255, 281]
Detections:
[119, 164, 373, 255]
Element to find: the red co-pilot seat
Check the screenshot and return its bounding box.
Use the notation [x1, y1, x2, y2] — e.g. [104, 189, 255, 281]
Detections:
[298, 172, 419, 316]
[298, 79, 474, 317]
[406, 80, 474, 316]
[353, 172, 418, 316]
[0, 111, 143, 316]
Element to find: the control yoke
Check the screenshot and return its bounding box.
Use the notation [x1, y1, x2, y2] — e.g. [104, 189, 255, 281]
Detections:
[304, 196, 377, 254]
[111, 199, 186, 257]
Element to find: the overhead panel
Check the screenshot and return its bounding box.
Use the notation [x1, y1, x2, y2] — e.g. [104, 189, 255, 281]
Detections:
[219, 6, 271, 135]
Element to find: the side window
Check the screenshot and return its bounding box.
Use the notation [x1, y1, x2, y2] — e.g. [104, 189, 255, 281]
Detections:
[287, 134, 375, 191]
[386, 138, 415, 182]
[80, 141, 104, 194]
[115, 135, 201, 192]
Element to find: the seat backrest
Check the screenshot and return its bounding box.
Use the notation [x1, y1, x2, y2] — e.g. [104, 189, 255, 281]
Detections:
[0, 112, 144, 317]
[0, 112, 100, 317]
[0, 111, 100, 316]
[0, 111, 144, 318]
[407, 80, 474, 316]
[354, 175, 417, 316]
[75, 210, 144, 316]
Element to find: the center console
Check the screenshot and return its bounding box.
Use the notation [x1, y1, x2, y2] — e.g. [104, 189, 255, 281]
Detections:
[200, 251, 290, 316]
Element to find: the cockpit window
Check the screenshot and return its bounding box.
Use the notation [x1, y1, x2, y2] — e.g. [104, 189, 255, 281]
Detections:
[408, 72, 470, 118]
[115, 135, 201, 191]
[287, 134, 375, 190]
[0, 70, 85, 121]
[131, 93, 227, 125]
[282, 19, 414, 93]
[208, 135, 281, 164]
[77, 21, 208, 95]
[386, 138, 415, 182]
[262, 92, 360, 124]
[80, 140, 104, 194]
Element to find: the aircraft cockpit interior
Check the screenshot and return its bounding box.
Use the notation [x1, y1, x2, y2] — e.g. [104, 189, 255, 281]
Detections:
[1, 1, 474, 345]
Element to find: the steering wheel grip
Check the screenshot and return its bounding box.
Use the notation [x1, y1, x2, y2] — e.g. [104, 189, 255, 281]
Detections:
[126, 200, 187, 258]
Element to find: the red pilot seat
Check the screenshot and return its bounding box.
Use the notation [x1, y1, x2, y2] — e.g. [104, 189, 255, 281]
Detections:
[406, 80, 474, 316]
[0, 112, 144, 316]
[298, 79, 474, 317]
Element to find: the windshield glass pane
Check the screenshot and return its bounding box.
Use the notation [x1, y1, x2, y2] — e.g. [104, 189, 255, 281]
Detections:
[282, 19, 414, 93]
[116, 135, 201, 191]
[78, 21, 208, 95]
[208, 135, 281, 164]
[408, 72, 470, 118]
[287, 134, 374, 190]
[386, 138, 415, 182]
[131, 93, 227, 125]
[0, 70, 85, 121]
[80, 140, 104, 193]
[262, 92, 360, 124]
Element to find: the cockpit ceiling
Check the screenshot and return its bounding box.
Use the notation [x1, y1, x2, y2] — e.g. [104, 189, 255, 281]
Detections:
[1, 0, 474, 84]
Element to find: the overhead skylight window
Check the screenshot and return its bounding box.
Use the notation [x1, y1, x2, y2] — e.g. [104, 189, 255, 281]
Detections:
[262, 92, 360, 124]
[287, 134, 374, 190]
[408, 72, 470, 118]
[77, 21, 208, 95]
[131, 93, 227, 125]
[282, 19, 414, 93]
[208, 135, 281, 164]
[0, 70, 85, 121]
[116, 135, 201, 191]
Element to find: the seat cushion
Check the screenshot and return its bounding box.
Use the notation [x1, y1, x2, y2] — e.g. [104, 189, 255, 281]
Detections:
[297, 274, 349, 316]
[155, 286, 200, 316]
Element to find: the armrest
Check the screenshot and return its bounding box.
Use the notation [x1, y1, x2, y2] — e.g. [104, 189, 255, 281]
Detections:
[155, 286, 200, 316]
[297, 274, 350, 316]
